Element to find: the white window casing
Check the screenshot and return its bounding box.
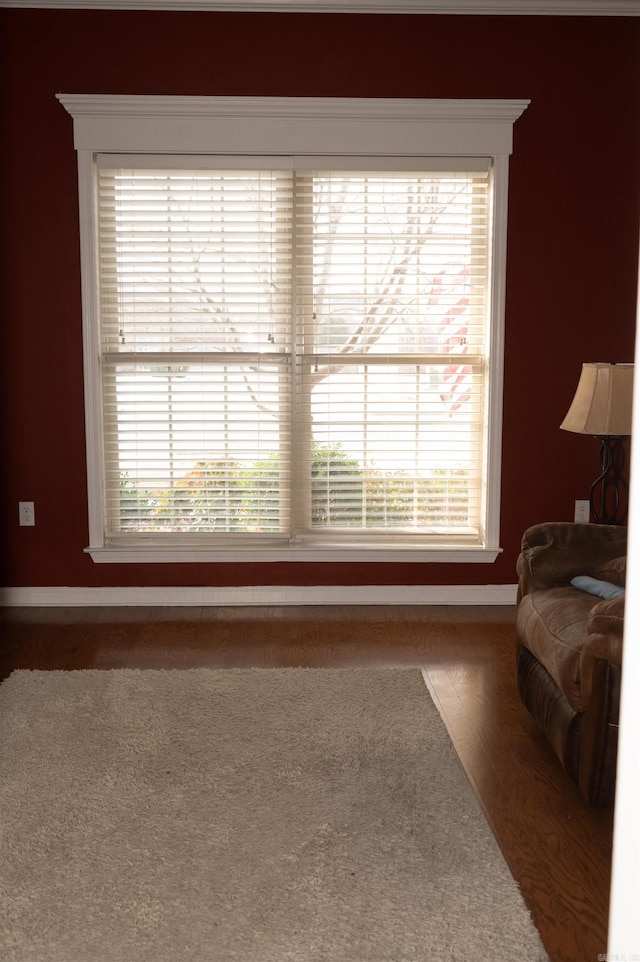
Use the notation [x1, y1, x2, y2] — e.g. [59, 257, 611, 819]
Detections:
[58, 95, 529, 563]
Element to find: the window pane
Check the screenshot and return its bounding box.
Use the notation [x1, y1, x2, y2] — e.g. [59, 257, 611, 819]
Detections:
[99, 169, 292, 354]
[295, 171, 489, 358]
[104, 361, 289, 535]
[305, 363, 482, 532]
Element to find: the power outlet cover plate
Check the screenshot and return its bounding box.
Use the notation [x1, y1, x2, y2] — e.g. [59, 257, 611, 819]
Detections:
[574, 499, 590, 524]
[19, 501, 35, 526]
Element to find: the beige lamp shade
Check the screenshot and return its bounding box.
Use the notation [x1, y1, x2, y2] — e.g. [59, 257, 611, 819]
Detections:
[560, 362, 634, 437]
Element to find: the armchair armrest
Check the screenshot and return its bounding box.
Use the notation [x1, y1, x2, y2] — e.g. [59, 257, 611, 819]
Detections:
[588, 593, 626, 643]
[516, 521, 627, 600]
[579, 594, 625, 707]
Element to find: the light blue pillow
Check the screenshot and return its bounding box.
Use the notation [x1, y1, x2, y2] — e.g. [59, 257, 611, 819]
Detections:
[571, 575, 625, 600]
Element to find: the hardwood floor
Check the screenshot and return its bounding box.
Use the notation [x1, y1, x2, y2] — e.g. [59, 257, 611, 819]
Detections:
[0, 604, 614, 962]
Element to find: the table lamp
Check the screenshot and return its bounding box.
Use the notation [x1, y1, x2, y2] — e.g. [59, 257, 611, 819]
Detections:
[560, 362, 634, 524]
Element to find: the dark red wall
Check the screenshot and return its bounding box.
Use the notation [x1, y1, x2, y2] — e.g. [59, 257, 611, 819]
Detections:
[1, 9, 638, 589]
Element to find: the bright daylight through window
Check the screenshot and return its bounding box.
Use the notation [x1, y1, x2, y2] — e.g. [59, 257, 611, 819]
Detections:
[59, 96, 528, 562]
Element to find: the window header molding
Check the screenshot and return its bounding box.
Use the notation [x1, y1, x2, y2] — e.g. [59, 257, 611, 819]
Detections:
[4, 1, 640, 15]
[61, 94, 528, 564]
[57, 95, 530, 156]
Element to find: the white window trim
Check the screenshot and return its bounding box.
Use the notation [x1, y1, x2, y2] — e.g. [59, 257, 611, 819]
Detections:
[58, 94, 529, 564]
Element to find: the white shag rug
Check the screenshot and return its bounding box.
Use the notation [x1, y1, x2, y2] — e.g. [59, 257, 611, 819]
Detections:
[0, 667, 548, 961]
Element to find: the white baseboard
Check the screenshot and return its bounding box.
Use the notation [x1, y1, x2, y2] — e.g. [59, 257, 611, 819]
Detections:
[0, 584, 517, 607]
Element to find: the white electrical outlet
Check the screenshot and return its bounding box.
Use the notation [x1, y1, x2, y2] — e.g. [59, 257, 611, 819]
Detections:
[574, 499, 590, 524]
[19, 501, 35, 526]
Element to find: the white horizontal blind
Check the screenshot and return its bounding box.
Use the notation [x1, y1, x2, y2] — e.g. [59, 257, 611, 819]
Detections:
[98, 165, 293, 540]
[295, 169, 491, 541]
[96, 161, 492, 544]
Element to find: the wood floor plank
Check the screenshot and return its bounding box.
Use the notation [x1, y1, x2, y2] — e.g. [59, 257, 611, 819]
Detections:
[424, 664, 611, 962]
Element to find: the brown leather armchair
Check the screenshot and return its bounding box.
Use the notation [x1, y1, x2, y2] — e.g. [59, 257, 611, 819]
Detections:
[516, 521, 626, 807]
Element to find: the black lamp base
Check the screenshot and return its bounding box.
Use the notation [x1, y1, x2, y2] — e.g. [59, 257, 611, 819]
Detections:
[589, 436, 627, 525]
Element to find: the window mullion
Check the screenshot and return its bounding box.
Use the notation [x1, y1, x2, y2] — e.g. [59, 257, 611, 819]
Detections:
[291, 169, 312, 540]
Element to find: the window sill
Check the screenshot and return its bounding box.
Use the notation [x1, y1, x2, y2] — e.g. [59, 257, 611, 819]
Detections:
[86, 544, 503, 564]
